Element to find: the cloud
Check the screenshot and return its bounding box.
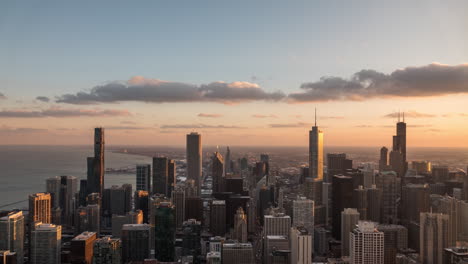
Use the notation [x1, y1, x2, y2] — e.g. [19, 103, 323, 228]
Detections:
[0, 126, 48, 133]
[0, 107, 131, 118]
[160, 124, 246, 129]
[355, 125, 373, 128]
[36, 96, 50, 102]
[269, 122, 311, 128]
[120, 120, 137, 125]
[106, 126, 153, 130]
[252, 114, 278, 118]
[57, 76, 285, 105]
[289, 63, 468, 102]
[198, 113, 223, 118]
[384, 111, 436, 118]
[0, 92, 5, 99]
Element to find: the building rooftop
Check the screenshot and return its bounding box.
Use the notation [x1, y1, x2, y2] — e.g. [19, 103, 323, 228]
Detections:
[122, 224, 150, 230]
[212, 200, 226, 205]
[72, 232, 96, 241]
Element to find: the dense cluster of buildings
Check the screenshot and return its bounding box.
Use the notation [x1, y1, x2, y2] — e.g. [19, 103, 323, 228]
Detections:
[1, 113, 468, 264]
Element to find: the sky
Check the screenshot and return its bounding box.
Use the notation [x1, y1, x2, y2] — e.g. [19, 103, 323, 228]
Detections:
[1, 0, 468, 147]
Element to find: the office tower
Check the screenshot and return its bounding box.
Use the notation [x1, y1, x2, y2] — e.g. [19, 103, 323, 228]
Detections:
[350, 221, 384, 264]
[420, 212, 450, 264]
[78, 179, 88, 207]
[341, 208, 360, 257]
[71, 232, 96, 264]
[377, 224, 408, 264]
[332, 175, 354, 240]
[221, 242, 254, 264]
[87, 127, 105, 196]
[264, 213, 291, 236]
[30, 224, 61, 264]
[0, 250, 17, 264]
[172, 188, 185, 228]
[187, 132, 202, 196]
[322, 182, 332, 227]
[327, 153, 353, 182]
[290, 227, 312, 264]
[121, 224, 150, 262]
[185, 197, 203, 222]
[180, 219, 202, 261]
[59, 175, 78, 226]
[212, 151, 225, 194]
[46, 177, 61, 208]
[109, 184, 132, 215]
[389, 114, 407, 177]
[465, 165, 468, 202]
[153, 157, 168, 195]
[112, 210, 143, 238]
[0, 211, 24, 264]
[366, 185, 382, 223]
[29, 193, 51, 224]
[247, 197, 257, 234]
[206, 251, 221, 264]
[314, 227, 330, 256]
[92, 236, 121, 264]
[154, 202, 175, 262]
[412, 161, 431, 175]
[431, 195, 467, 247]
[375, 171, 400, 224]
[309, 111, 324, 180]
[303, 178, 325, 226]
[225, 146, 232, 174]
[293, 197, 314, 234]
[210, 200, 226, 236]
[264, 235, 289, 264]
[136, 164, 151, 192]
[379, 147, 389, 171]
[432, 166, 449, 183]
[444, 247, 468, 264]
[401, 184, 430, 250]
[352, 186, 367, 220]
[233, 207, 248, 243]
[134, 190, 149, 223]
[167, 159, 176, 197]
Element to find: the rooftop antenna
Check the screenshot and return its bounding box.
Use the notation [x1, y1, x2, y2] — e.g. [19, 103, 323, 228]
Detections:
[314, 108, 317, 127]
[403, 111, 405, 123]
[398, 110, 400, 123]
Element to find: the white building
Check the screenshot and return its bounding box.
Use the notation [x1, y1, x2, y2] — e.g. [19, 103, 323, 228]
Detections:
[290, 227, 312, 264]
[349, 221, 384, 264]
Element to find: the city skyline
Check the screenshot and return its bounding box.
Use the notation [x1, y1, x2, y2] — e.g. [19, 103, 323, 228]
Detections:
[1, 1, 468, 147]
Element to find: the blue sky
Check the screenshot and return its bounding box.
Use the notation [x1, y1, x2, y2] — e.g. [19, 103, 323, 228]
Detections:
[0, 0, 468, 146]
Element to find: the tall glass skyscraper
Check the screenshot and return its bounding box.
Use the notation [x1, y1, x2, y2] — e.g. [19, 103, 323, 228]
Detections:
[186, 132, 202, 195]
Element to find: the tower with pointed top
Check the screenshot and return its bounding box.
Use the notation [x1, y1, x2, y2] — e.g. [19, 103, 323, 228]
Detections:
[309, 109, 324, 180]
[390, 111, 407, 177]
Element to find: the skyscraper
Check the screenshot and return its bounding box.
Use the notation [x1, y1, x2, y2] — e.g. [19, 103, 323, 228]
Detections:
[87, 127, 105, 196]
[352, 186, 367, 220]
[331, 175, 353, 240]
[71, 231, 96, 264]
[420, 212, 450, 264]
[0, 211, 24, 264]
[264, 213, 291, 237]
[377, 224, 408, 264]
[327, 153, 352, 182]
[375, 171, 400, 224]
[154, 202, 175, 262]
[187, 132, 202, 196]
[350, 221, 384, 264]
[233, 207, 248, 243]
[29, 193, 51, 224]
[341, 208, 360, 257]
[225, 146, 232, 174]
[221, 242, 254, 264]
[134, 190, 149, 223]
[210, 200, 226, 236]
[290, 227, 312, 264]
[136, 164, 151, 192]
[167, 159, 176, 197]
[153, 157, 168, 195]
[30, 223, 62, 264]
[172, 188, 185, 228]
[292, 197, 314, 234]
[379, 147, 388, 171]
[309, 110, 324, 180]
[92, 236, 121, 264]
[389, 114, 407, 177]
[121, 224, 151, 262]
[212, 151, 225, 194]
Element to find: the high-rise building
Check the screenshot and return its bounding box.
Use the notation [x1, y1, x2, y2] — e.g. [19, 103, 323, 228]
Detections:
[350, 221, 384, 264]
[121, 224, 151, 262]
[111, 210, 143, 238]
[134, 190, 149, 223]
[420, 212, 450, 264]
[379, 147, 389, 171]
[187, 132, 202, 196]
[136, 164, 151, 192]
[71, 232, 96, 264]
[375, 171, 400, 224]
[172, 188, 185, 228]
[432, 166, 449, 183]
[30, 223, 62, 264]
[45, 175, 77, 226]
[366, 185, 382, 223]
[341, 208, 360, 257]
[221, 242, 254, 264]
[233, 207, 248, 243]
[401, 184, 430, 250]
[212, 151, 225, 194]
[225, 146, 232, 174]
[352, 186, 367, 220]
[153, 157, 168, 195]
[327, 153, 352, 182]
[210, 200, 226, 236]
[154, 201, 175, 262]
[412, 161, 431, 175]
[431, 195, 465, 247]
[109, 184, 132, 215]
[443, 247, 468, 264]
[29, 193, 51, 224]
[0, 250, 17, 263]
[292, 197, 314, 234]
[290, 227, 312, 264]
[309, 112, 324, 180]
[92, 236, 121, 264]
[264, 235, 289, 264]
[264, 213, 291, 237]
[0, 211, 24, 264]
[377, 224, 408, 264]
[389, 114, 407, 177]
[332, 175, 353, 240]
[167, 159, 176, 197]
[75, 203, 100, 235]
[87, 127, 105, 196]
